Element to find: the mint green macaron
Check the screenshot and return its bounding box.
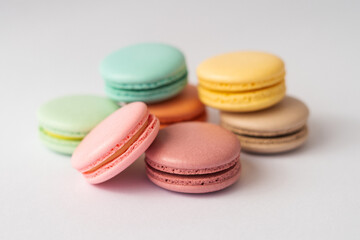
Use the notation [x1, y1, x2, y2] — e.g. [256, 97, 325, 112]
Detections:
[100, 42, 188, 103]
[37, 95, 119, 155]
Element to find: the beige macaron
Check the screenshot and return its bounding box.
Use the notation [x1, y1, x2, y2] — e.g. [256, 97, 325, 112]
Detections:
[220, 96, 309, 154]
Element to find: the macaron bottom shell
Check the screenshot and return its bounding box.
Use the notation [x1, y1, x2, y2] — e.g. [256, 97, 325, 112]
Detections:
[145, 158, 241, 194]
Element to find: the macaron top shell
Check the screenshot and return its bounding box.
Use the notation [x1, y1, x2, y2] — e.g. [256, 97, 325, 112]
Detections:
[37, 95, 118, 137]
[100, 42, 187, 86]
[145, 122, 240, 171]
[147, 85, 205, 123]
[197, 51, 285, 88]
[71, 102, 149, 171]
[221, 96, 309, 136]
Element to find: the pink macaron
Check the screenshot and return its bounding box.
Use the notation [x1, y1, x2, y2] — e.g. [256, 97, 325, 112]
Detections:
[71, 102, 159, 184]
[145, 122, 241, 193]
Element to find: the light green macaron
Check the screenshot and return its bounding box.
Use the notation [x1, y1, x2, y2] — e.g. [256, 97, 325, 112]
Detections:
[37, 95, 119, 155]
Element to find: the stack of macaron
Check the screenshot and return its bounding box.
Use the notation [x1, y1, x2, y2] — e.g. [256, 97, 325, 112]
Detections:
[37, 42, 309, 194]
[197, 51, 309, 154]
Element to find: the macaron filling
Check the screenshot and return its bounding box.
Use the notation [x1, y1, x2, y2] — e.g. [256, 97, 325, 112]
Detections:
[146, 156, 239, 175]
[106, 73, 187, 95]
[146, 157, 241, 186]
[199, 70, 285, 92]
[105, 75, 188, 103]
[221, 119, 307, 137]
[236, 126, 308, 143]
[105, 70, 188, 90]
[39, 127, 84, 141]
[198, 80, 286, 111]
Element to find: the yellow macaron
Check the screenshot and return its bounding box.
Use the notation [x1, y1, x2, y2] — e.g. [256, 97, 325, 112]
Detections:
[197, 51, 286, 112]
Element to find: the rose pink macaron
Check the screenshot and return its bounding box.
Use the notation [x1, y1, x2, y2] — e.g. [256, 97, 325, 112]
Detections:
[145, 122, 241, 193]
[71, 102, 159, 184]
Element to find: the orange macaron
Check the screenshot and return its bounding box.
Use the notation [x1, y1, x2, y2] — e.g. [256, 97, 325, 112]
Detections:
[147, 84, 207, 128]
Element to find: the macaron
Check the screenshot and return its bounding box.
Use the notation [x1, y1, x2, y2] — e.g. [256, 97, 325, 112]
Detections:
[71, 102, 159, 184]
[100, 42, 188, 103]
[147, 84, 207, 129]
[145, 122, 241, 193]
[220, 96, 309, 154]
[37, 95, 119, 155]
[197, 51, 286, 112]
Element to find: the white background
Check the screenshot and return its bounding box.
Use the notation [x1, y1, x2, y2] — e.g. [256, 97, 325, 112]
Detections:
[1, 1, 360, 239]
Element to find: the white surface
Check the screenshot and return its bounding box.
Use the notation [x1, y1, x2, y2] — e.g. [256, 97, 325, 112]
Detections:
[1, 1, 360, 239]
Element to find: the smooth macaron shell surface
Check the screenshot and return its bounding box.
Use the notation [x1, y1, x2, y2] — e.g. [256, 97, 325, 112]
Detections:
[37, 95, 119, 155]
[220, 96, 309, 153]
[145, 122, 241, 193]
[100, 42, 188, 103]
[147, 84, 206, 128]
[197, 51, 286, 112]
[71, 102, 159, 184]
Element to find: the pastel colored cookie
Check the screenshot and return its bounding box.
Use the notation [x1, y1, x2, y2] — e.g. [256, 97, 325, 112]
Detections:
[145, 122, 241, 193]
[71, 102, 159, 184]
[220, 96, 309, 153]
[37, 95, 119, 155]
[100, 42, 188, 103]
[147, 84, 207, 129]
[197, 51, 286, 112]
